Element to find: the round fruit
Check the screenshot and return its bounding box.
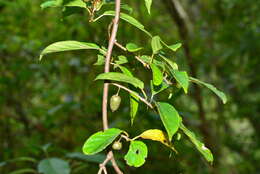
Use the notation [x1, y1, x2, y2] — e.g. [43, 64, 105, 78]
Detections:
[112, 141, 122, 150]
[110, 95, 121, 112]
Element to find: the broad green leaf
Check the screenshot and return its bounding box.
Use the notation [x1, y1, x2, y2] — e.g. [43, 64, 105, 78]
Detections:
[151, 36, 162, 54]
[10, 169, 36, 174]
[180, 123, 214, 163]
[115, 55, 128, 65]
[159, 54, 178, 70]
[94, 54, 105, 66]
[144, 0, 152, 14]
[150, 63, 163, 86]
[126, 43, 143, 52]
[189, 77, 227, 104]
[124, 141, 148, 167]
[156, 102, 181, 141]
[118, 66, 140, 125]
[37, 158, 70, 174]
[40, 41, 100, 60]
[94, 11, 152, 37]
[64, 0, 86, 8]
[82, 128, 122, 155]
[95, 72, 144, 89]
[169, 69, 189, 93]
[140, 55, 165, 69]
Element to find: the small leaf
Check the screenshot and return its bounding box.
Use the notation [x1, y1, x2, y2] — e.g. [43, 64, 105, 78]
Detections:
[159, 54, 178, 70]
[40, 41, 100, 60]
[82, 128, 122, 155]
[150, 80, 169, 97]
[151, 36, 162, 54]
[94, 11, 152, 37]
[64, 0, 86, 8]
[94, 54, 105, 66]
[180, 123, 214, 163]
[189, 77, 227, 104]
[144, 0, 152, 14]
[124, 141, 148, 167]
[115, 55, 128, 65]
[156, 102, 181, 141]
[95, 72, 144, 89]
[126, 43, 143, 52]
[37, 158, 70, 174]
[167, 43, 182, 52]
[40, 0, 62, 9]
[169, 69, 189, 93]
[150, 63, 163, 86]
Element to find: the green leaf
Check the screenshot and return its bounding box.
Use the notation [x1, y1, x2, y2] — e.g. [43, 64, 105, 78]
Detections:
[37, 158, 70, 174]
[150, 80, 169, 97]
[124, 141, 148, 167]
[94, 54, 105, 66]
[95, 72, 144, 89]
[126, 43, 143, 52]
[151, 36, 163, 54]
[150, 63, 163, 86]
[189, 77, 227, 104]
[140, 55, 165, 69]
[40, 41, 100, 60]
[9, 169, 36, 174]
[64, 0, 86, 8]
[115, 55, 128, 65]
[180, 123, 214, 163]
[82, 128, 122, 155]
[160, 39, 182, 52]
[169, 69, 189, 93]
[94, 11, 152, 37]
[118, 66, 140, 125]
[159, 54, 178, 70]
[156, 102, 181, 141]
[144, 0, 152, 14]
[40, 0, 61, 9]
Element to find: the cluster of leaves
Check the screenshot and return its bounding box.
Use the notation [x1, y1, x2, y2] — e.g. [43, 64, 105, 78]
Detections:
[39, 0, 227, 168]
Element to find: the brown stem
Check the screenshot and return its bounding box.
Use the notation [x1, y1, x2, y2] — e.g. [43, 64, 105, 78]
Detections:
[101, 0, 123, 173]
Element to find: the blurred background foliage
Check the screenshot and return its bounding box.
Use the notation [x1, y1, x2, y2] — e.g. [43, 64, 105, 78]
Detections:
[0, 0, 259, 173]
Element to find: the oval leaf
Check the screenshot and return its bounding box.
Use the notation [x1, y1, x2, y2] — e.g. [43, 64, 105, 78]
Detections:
[151, 36, 162, 54]
[169, 69, 189, 93]
[124, 141, 148, 167]
[189, 77, 227, 104]
[126, 43, 143, 52]
[144, 0, 152, 14]
[40, 41, 100, 60]
[37, 158, 70, 174]
[180, 123, 214, 163]
[82, 128, 122, 155]
[150, 63, 163, 86]
[95, 72, 144, 89]
[156, 102, 181, 141]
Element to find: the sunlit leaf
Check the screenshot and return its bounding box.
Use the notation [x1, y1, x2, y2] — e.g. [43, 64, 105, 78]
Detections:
[189, 77, 227, 104]
[144, 0, 152, 14]
[180, 123, 214, 163]
[64, 0, 86, 8]
[115, 55, 128, 65]
[95, 72, 144, 89]
[82, 128, 122, 155]
[124, 141, 148, 167]
[151, 36, 162, 54]
[169, 69, 189, 93]
[94, 54, 105, 66]
[37, 158, 70, 174]
[150, 63, 163, 86]
[40, 41, 100, 60]
[126, 43, 143, 52]
[156, 102, 181, 141]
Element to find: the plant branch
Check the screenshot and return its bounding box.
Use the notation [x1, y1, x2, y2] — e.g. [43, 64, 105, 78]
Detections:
[110, 83, 153, 109]
[101, 0, 123, 173]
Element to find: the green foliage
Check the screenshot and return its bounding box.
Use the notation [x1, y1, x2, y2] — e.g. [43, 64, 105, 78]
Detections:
[37, 158, 70, 174]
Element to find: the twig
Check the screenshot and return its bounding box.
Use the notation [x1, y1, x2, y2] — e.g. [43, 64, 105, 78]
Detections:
[110, 83, 154, 109]
[101, 0, 123, 173]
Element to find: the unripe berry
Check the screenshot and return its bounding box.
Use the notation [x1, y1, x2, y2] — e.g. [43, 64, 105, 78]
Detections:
[110, 95, 121, 112]
[112, 141, 122, 150]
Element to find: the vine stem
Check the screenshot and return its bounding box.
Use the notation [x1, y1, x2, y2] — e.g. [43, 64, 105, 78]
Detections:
[101, 0, 123, 174]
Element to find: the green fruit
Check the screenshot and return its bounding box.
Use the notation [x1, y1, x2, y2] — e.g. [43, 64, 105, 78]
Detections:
[112, 141, 122, 150]
[110, 95, 121, 112]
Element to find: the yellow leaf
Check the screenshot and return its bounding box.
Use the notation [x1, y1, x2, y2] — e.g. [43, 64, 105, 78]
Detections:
[139, 129, 178, 153]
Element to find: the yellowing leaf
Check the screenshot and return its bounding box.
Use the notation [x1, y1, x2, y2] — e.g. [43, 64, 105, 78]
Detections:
[139, 129, 178, 153]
